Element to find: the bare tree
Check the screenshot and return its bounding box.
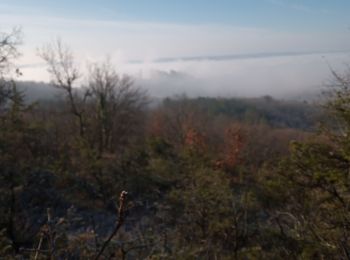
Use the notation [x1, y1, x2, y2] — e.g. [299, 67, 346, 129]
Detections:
[0, 27, 22, 107]
[87, 59, 148, 154]
[38, 39, 87, 137]
[0, 27, 21, 76]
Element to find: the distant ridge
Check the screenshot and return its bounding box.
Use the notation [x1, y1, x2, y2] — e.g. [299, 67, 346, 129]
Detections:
[129, 49, 350, 64]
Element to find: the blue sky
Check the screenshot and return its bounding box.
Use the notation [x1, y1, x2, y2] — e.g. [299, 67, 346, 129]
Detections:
[2, 0, 349, 31]
[0, 0, 350, 98]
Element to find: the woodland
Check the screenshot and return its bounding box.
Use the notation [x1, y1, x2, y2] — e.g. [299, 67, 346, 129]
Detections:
[1, 28, 350, 259]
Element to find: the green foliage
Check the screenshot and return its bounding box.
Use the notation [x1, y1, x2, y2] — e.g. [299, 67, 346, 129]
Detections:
[262, 71, 350, 258]
[5, 28, 350, 259]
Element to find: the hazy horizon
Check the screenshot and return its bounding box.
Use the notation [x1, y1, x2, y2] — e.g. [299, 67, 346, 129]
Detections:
[1, 0, 350, 98]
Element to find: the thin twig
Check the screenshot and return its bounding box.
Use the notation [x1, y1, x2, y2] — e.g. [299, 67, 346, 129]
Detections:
[46, 208, 55, 260]
[34, 232, 44, 260]
[94, 191, 128, 260]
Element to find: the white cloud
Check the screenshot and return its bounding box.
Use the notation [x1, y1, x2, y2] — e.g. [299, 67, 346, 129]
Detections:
[1, 10, 349, 98]
[129, 52, 350, 99]
[19, 51, 350, 99]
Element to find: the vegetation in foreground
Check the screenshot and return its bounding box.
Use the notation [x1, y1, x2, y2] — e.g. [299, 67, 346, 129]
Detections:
[1, 29, 350, 259]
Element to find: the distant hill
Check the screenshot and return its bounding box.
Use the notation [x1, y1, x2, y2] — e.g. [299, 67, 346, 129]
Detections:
[162, 96, 321, 130]
[15, 81, 321, 130]
[16, 81, 64, 103]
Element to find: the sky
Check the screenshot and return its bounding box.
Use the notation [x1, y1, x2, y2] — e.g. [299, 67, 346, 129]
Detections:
[1, 0, 350, 98]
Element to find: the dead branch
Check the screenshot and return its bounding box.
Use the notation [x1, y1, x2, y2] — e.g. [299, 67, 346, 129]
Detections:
[94, 191, 128, 260]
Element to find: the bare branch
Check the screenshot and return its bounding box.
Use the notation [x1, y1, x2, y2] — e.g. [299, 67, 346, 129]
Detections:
[94, 191, 128, 260]
[0, 27, 22, 76]
[39, 39, 86, 136]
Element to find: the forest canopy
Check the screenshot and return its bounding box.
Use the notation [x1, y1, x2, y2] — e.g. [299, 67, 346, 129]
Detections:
[0, 27, 350, 259]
